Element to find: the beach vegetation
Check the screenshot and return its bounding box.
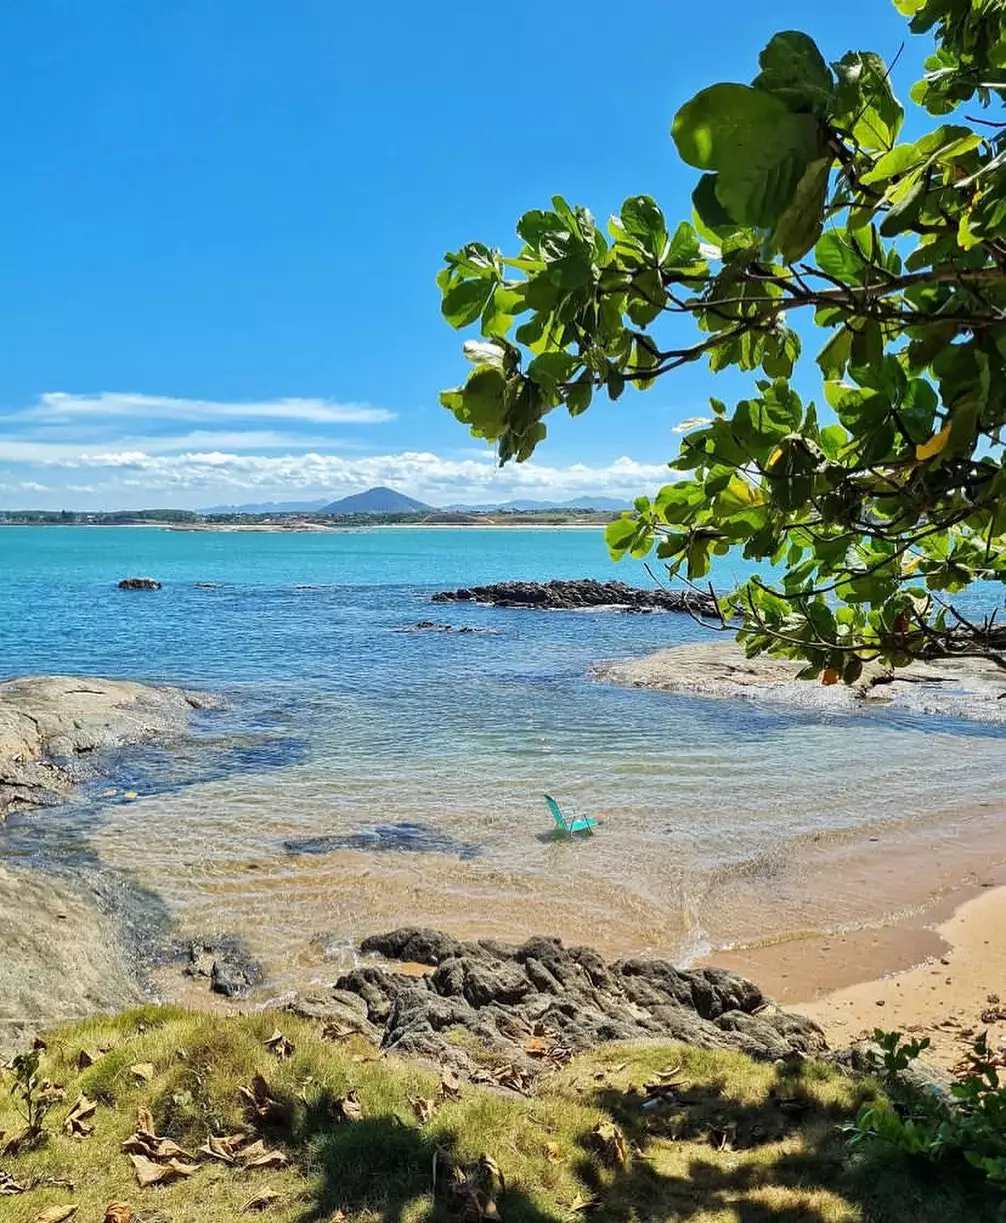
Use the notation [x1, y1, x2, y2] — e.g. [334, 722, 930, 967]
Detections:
[851, 1027, 1006, 1187]
[0, 1007, 1001, 1221]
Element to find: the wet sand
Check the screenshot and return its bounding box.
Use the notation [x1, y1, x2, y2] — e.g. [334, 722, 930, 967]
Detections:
[786, 885, 1006, 1068]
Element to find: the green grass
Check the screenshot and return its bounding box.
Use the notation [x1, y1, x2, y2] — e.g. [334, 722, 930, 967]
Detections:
[0, 1007, 1000, 1222]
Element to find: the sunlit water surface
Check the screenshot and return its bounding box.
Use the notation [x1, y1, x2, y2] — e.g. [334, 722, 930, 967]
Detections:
[3, 525, 1006, 994]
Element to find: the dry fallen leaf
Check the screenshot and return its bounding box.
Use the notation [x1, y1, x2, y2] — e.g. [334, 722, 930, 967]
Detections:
[136, 1106, 155, 1137]
[409, 1095, 435, 1124]
[76, 1050, 97, 1070]
[103, 1205, 133, 1223]
[451, 1182, 499, 1223]
[129, 1154, 199, 1188]
[241, 1189, 281, 1212]
[568, 1192, 600, 1214]
[199, 1132, 250, 1164]
[332, 1090, 362, 1123]
[586, 1121, 629, 1167]
[63, 1094, 98, 1138]
[0, 1171, 26, 1195]
[264, 1030, 294, 1060]
[439, 1067, 462, 1100]
[129, 1063, 154, 1083]
[544, 1142, 565, 1163]
[32, 1209, 78, 1223]
[244, 1149, 289, 1170]
[238, 1075, 294, 1129]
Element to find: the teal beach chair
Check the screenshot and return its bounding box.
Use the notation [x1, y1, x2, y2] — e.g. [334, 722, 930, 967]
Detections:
[544, 793, 597, 837]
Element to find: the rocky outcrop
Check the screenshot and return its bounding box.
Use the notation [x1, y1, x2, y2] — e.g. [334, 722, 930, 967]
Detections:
[291, 927, 826, 1078]
[432, 580, 716, 615]
[118, 577, 162, 590]
[594, 640, 1006, 722]
[0, 676, 217, 820]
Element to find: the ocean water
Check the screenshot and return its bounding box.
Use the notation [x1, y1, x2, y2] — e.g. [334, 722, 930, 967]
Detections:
[3, 524, 1006, 995]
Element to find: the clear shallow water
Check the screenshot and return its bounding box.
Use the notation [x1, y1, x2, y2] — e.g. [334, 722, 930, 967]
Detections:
[3, 525, 1006, 995]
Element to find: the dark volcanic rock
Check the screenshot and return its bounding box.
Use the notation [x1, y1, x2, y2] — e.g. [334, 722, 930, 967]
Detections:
[118, 577, 162, 590]
[306, 926, 825, 1077]
[432, 579, 715, 615]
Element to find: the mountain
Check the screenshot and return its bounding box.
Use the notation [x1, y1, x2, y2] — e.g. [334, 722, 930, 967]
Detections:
[321, 486, 432, 514]
[200, 498, 330, 515]
[447, 496, 631, 512]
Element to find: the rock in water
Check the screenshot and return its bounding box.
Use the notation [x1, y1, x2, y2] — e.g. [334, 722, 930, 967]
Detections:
[118, 577, 162, 590]
[0, 676, 216, 820]
[432, 579, 715, 615]
[184, 938, 263, 998]
[292, 927, 826, 1076]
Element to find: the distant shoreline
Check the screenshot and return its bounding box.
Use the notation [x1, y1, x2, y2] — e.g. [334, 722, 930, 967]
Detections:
[0, 520, 610, 532]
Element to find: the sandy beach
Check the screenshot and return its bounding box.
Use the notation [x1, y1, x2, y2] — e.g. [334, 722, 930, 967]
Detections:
[709, 883, 1006, 1068]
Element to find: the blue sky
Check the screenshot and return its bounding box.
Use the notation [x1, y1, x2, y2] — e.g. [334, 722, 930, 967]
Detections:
[0, 0, 923, 509]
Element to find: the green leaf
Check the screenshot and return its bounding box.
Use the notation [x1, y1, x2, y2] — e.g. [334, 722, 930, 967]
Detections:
[442, 278, 494, 328]
[672, 84, 823, 228]
[833, 52, 904, 150]
[565, 377, 592, 417]
[815, 229, 868, 285]
[605, 514, 639, 557]
[817, 328, 853, 379]
[619, 196, 668, 256]
[773, 155, 832, 261]
[754, 31, 834, 113]
[527, 350, 578, 385]
[692, 173, 736, 236]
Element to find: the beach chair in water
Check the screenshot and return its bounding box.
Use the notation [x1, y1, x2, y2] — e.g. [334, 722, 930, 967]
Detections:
[544, 793, 597, 837]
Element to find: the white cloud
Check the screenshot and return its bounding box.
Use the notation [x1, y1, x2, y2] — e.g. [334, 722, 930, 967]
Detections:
[11, 391, 395, 426]
[10, 448, 668, 504]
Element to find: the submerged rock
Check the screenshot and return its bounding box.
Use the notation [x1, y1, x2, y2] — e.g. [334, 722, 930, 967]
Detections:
[0, 676, 217, 820]
[118, 577, 162, 590]
[185, 937, 263, 998]
[432, 579, 715, 615]
[283, 823, 482, 860]
[294, 926, 826, 1077]
[396, 621, 492, 634]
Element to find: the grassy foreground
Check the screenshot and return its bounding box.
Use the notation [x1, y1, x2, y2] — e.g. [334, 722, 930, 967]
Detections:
[0, 1006, 999, 1223]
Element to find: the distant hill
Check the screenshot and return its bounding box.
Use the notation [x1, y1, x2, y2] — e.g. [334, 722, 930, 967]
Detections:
[321, 486, 432, 514]
[447, 496, 631, 512]
[201, 498, 330, 515]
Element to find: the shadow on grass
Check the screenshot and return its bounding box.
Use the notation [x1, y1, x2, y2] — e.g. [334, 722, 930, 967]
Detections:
[573, 1059, 1002, 1223]
[294, 1109, 557, 1223]
[289, 1059, 1003, 1223]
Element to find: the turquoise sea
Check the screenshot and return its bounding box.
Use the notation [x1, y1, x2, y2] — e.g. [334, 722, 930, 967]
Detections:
[3, 525, 1006, 997]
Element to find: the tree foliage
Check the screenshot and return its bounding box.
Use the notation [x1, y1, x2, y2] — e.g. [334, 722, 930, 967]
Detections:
[437, 0, 1006, 678]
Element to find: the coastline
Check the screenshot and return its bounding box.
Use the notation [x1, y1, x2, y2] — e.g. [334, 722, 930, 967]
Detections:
[781, 884, 1006, 1069]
